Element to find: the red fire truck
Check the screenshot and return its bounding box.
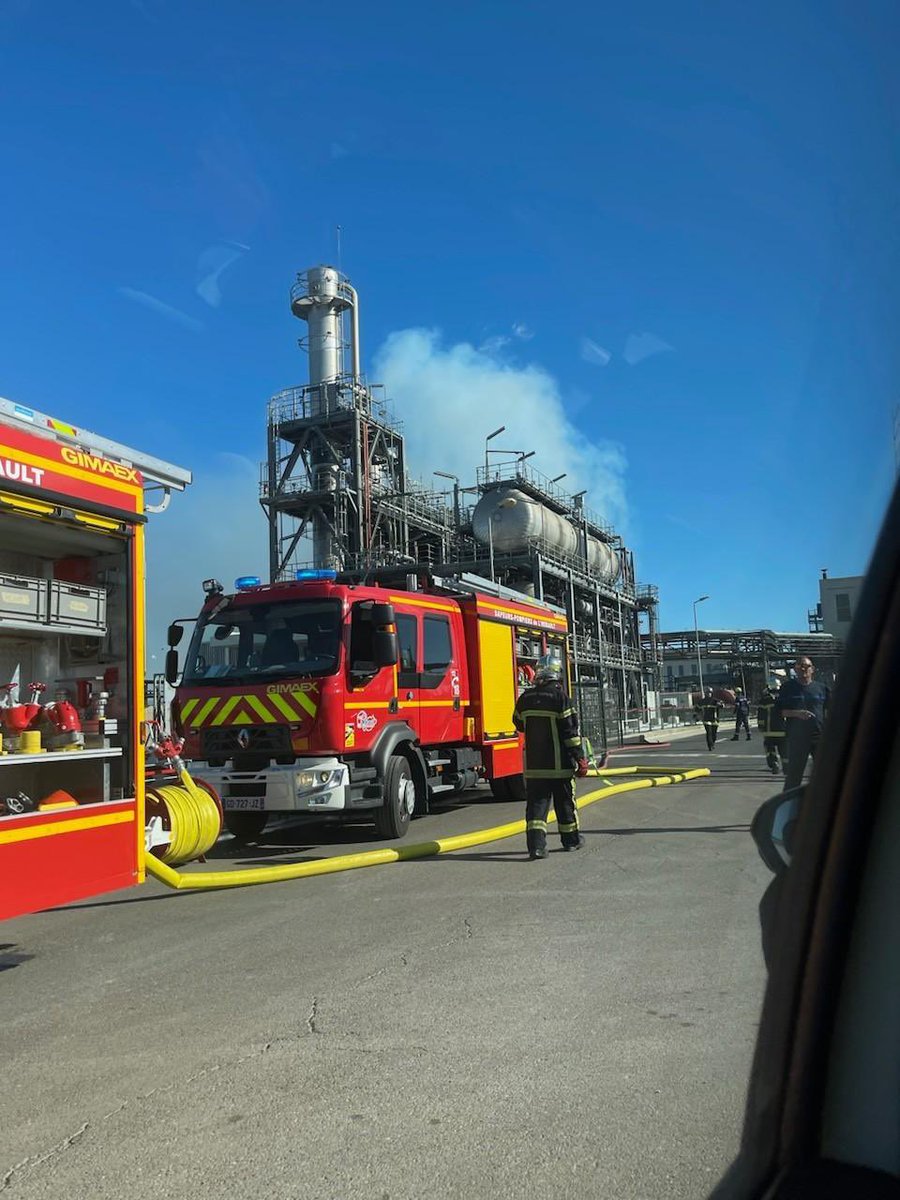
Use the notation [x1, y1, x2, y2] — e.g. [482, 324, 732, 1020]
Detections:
[169, 568, 571, 841]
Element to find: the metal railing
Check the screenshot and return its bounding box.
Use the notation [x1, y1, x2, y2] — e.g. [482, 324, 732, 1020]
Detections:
[266, 378, 395, 428]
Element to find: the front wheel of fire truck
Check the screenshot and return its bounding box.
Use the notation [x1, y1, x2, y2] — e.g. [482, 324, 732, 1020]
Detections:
[373, 753, 415, 840]
[223, 811, 269, 844]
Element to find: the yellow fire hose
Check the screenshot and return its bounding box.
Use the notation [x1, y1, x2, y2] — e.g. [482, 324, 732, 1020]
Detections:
[143, 765, 709, 892]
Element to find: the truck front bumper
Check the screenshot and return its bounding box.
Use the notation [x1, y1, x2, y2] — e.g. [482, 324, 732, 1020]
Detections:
[194, 758, 354, 813]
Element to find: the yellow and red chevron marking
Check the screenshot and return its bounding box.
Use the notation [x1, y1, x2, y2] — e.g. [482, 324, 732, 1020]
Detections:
[180, 689, 318, 728]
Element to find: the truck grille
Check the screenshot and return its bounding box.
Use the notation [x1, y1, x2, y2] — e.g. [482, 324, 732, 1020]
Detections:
[201, 725, 292, 758]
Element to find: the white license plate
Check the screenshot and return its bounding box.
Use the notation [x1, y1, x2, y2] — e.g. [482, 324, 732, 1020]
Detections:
[225, 797, 266, 811]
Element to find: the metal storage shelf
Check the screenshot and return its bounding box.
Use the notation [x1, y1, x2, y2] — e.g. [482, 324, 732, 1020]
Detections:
[0, 617, 106, 638]
[0, 747, 122, 767]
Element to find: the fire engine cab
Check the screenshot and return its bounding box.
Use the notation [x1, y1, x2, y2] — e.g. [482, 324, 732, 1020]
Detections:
[169, 568, 571, 841]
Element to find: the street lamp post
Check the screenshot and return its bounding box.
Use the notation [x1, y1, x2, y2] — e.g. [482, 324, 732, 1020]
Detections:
[693, 595, 709, 697]
[488, 495, 517, 582]
[484, 425, 506, 480]
[433, 470, 461, 529]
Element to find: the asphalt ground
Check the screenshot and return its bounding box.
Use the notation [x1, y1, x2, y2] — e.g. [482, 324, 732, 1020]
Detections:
[0, 732, 780, 1199]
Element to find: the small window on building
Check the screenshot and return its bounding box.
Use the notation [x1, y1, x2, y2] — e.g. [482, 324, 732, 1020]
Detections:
[835, 593, 852, 623]
[677, 665, 684, 676]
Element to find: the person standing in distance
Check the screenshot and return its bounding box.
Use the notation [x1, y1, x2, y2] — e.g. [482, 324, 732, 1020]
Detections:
[513, 654, 588, 860]
[731, 687, 752, 741]
[757, 682, 787, 775]
[694, 687, 723, 751]
[776, 657, 829, 791]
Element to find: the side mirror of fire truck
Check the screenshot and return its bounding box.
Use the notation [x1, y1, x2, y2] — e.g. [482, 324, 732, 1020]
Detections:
[167, 623, 184, 647]
[165, 648, 180, 686]
[372, 628, 399, 668]
[370, 603, 399, 668]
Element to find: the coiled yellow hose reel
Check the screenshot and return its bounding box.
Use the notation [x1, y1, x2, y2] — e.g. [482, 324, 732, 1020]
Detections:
[145, 769, 222, 865]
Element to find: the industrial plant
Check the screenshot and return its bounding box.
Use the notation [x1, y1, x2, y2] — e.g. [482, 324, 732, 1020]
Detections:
[259, 265, 662, 748]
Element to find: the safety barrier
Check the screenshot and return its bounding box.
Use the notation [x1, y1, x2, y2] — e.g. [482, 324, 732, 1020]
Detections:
[143, 765, 709, 892]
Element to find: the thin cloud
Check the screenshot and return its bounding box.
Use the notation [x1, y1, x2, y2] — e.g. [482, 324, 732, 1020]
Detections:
[118, 287, 203, 332]
[623, 331, 674, 365]
[665, 512, 703, 535]
[145, 453, 266, 658]
[512, 322, 534, 341]
[580, 337, 611, 367]
[196, 241, 249, 308]
[374, 328, 628, 531]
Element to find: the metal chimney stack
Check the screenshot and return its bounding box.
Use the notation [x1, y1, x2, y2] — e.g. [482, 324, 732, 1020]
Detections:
[290, 265, 353, 385]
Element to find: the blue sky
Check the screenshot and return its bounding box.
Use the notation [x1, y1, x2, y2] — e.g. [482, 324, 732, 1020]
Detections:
[1, 0, 898, 653]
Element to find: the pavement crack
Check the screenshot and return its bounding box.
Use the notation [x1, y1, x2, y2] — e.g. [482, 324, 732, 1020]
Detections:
[306, 996, 320, 1034]
[463, 918, 473, 939]
[1, 1123, 89, 1192]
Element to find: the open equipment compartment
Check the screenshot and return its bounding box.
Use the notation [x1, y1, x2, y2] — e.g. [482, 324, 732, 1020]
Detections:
[0, 399, 190, 920]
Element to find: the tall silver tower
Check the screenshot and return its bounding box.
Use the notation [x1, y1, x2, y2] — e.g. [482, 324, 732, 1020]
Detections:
[260, 266, 409, 578]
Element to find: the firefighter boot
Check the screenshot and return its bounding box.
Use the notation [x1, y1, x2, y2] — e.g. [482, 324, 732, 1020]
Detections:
[766, 750, 779, 774]
[527, 826, 548, 860]
[562, 834, 586, 851]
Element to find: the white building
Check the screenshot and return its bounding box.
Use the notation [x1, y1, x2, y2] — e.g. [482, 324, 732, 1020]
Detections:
[810, 571, 864, 640]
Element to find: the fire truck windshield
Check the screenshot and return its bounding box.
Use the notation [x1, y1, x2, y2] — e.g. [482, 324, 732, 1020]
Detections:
[182, 599, 341, 685]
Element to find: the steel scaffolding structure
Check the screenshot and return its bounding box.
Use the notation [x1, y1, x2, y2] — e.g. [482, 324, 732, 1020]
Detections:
[647, 627, 843, 695]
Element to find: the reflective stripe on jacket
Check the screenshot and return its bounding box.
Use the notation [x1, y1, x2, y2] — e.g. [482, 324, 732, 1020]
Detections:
[757, 698, 785, 737]
[513, 681, 582, 779]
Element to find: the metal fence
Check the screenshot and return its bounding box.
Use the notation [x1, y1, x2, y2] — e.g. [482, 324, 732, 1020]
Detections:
[573, 678, 621, 753]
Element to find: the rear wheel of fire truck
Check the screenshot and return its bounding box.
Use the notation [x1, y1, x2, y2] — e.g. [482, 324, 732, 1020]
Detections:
[223, 811, 269, 843]
[489, 776, 510, 800]
[373, 754, 415, 840]
[504, 773, 526, 801]
[490, 774, 526, 801]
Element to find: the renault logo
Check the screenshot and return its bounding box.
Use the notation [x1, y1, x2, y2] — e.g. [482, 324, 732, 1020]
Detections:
[236, 730, 251, 750]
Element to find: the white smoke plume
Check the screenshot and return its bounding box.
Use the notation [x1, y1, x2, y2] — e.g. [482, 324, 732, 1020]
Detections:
[374, 328, 627, 528]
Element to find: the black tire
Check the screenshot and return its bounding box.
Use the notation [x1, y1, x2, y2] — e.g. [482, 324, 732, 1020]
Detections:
[490, 776, 510, 800]
[374, 754, 414, 840]
[504, 773, 527, 801]
[223, 810, 269, 843]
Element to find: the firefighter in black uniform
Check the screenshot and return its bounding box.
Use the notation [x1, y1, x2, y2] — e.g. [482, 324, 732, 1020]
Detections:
[757, 684, 787, 775]
[512, 655, 588, 860]
[694, 687, 722, 751]
[731, 688, 752, 741]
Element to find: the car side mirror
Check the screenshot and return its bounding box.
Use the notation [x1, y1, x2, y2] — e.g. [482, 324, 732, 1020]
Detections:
[751, 785, 804, 874]
[165, 649, 180, 686]
[167, 623, 184, 647]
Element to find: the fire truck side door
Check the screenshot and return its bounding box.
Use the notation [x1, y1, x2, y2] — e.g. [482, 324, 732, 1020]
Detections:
[417, 609, 464, 747]
[394, 610, 420, 729]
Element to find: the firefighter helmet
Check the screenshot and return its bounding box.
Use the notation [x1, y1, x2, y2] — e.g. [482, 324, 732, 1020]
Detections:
[534, 654, 562, 684]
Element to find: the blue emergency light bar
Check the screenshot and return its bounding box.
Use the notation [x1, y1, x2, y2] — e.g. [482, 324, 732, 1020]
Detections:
[295, 568, 337, 581]
[234, 576, 262, 590]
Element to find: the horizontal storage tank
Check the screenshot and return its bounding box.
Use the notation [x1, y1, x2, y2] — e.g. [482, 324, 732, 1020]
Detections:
[472, 488, 620, 583]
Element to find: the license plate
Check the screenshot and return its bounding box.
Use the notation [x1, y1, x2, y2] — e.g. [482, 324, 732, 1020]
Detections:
[225, 797, 265, 811]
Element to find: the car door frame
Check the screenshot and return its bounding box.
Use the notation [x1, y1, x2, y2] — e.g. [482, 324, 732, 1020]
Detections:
[714, 479, 900, 1198]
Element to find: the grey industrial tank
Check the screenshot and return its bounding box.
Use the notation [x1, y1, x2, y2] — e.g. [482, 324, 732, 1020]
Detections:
[472, 488, 620, 583]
